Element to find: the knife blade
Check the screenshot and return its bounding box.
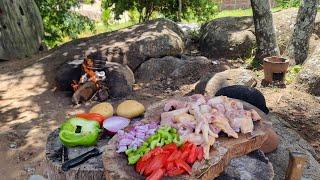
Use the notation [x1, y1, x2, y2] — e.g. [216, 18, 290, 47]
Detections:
[61, 146, 104, 171]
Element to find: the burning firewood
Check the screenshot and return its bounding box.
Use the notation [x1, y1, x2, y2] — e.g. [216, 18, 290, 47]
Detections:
[72, 81, 98, 105]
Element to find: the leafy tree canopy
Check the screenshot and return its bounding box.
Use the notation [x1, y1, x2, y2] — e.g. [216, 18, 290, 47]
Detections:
[102, 0, 218, 23]
[35, 0, 94, 47]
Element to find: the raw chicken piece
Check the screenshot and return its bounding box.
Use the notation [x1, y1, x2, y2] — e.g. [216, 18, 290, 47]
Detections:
[160, 108, 189, 126]
[240, 117, 254, 134]
[184, 133, 205, 145]
[200, 104, 212, 114]
[163, 100, 187, 112]
[212, 117, 238, 138]
[189, 94, 206, 106]
[174, 113, 195, 123]
[250, 109, 262, 121]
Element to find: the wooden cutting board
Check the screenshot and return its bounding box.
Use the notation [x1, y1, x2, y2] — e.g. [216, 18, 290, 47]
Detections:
[103, 97, 269, 180]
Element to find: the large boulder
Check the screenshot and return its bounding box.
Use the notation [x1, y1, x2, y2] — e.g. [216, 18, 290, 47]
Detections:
[195, 69, 257, 96]
[104, 62, 135, 98]
[135, 56, 229, 81]
[296, 44, 320, 96]
[199, 8, 320, 58]
[0, 0, 44, 60]
[199, 16, 255, 59]
[86, 18, 185, 71]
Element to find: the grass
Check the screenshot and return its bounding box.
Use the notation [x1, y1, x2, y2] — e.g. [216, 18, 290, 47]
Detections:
[286, 65, 302, 84]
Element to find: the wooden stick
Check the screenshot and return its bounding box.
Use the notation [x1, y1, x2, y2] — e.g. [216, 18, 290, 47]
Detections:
[285, 151, 307, 180]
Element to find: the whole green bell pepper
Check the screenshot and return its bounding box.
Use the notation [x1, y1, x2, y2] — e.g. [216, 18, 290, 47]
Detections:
[59, 118, 101, 147]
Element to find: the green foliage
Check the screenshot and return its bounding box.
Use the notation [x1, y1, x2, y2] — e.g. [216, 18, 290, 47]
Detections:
[102, 8, 112, 25]
[82, 0, 95, 4]
[286, 65, 302, 84]
[102, 0, 218, 23]
[275, 0, 301, 8]
[35, 0, 94, 47]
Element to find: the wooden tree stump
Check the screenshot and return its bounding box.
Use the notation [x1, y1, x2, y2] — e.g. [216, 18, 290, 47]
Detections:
[0, 0, 43, 60]
[103, 98, 273, 180]
[45, 129, 109, 180]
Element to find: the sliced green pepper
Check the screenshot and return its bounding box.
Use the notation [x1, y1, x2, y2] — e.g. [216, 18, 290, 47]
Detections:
[59, 118, 101, 147]
[128, 154, 141, 165]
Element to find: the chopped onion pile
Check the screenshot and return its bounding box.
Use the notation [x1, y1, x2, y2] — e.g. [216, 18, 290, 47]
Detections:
[117, 122, 158, 153]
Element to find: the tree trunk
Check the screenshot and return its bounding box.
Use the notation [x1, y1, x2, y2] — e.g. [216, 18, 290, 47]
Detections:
[178, 0, 182, 22]
[285, 0, 318, 65]
[250, 0, 280, 63]
[0, 0, 43, 60]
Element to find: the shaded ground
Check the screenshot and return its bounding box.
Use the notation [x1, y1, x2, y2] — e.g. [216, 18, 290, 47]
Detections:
[1, 51, 320, 179]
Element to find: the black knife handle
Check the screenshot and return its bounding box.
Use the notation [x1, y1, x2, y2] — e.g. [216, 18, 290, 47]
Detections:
[61, 148, 101, 171]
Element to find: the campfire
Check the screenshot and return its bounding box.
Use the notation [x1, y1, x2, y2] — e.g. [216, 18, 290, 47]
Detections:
[71, 58, 108, 104]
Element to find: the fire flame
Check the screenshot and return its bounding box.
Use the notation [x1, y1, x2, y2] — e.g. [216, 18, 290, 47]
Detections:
[71, 58, 99, 92]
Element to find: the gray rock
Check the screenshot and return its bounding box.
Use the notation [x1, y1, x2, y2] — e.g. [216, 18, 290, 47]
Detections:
[104, 62, 135, 98]
[29, 175, 46, 180]
[135, 56, 228, 81]
[199, 16, 255, 59]
[87, 18, 185, 71]
[296, 44, 320, 96]
[195, 69, 257, 96]
[199, 8, 320, 58]
[217, 150, 274, 180]
[266, 114, 320, 180]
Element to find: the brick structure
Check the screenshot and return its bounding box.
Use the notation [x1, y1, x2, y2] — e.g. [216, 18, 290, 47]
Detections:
[219, 0, 276, 10]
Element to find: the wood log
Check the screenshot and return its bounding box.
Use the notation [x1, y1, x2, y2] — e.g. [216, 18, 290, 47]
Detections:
[285, 151, 307, 180]
[45, 129, 109, 180]
[0, 0, 43, 60]
[103, 97, 270, 180]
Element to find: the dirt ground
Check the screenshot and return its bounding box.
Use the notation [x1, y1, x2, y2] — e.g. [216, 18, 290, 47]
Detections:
[1, 52, 320, 179]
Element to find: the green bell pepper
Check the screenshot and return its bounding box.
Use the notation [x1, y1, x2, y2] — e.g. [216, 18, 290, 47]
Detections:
[59, 118, 101, 147]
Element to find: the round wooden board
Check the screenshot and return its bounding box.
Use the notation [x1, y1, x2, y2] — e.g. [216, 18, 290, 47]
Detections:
[103, 97, 270, 180]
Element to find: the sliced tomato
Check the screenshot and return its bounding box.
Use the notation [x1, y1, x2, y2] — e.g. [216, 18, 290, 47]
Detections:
[167, 149, 182, 162]
[196, 146, 204, 161]
[180, 142, 192, 152]
[144, 154, 166, 176]
[76, 113, 105, 126]
[162, 143, 178, 153]
[166, 167, 185, 176]
[181, 150, 189, 161]
[141, 147, 162, 162]
[175, 159, 192, 175]
[187, 144, 197, 164]
[165, 161, 175, 171]
[146, 168, 165, 180]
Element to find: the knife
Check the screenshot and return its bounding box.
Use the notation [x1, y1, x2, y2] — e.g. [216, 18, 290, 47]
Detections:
[61, 147, 104, 171]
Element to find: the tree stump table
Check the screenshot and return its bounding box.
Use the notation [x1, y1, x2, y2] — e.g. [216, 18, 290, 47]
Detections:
[103, 98, 274, 180]
[45, 129, 109, 180]
[45, 97, 274, 180]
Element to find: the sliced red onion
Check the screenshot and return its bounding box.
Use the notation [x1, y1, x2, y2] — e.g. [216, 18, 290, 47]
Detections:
[103, 116, 130, 135]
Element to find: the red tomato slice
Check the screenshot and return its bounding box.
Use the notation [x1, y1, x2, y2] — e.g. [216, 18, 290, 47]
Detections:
[141, 147, 162, 162]
[166, 167, 185, 176]
[175, 159, 192, 175]
[187, 144, 197, 164]
[162, 143, 178, 153]
[180, 142, 192, 152]
[165, 161, 175, 171]
[167, 149, 182, 162]
[196, 146, 204, 161]
[181, 150, 189, 161]
[76, 113, 106, 126]
[146, 168, 165, 180]
[144, 154, 166, 176]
